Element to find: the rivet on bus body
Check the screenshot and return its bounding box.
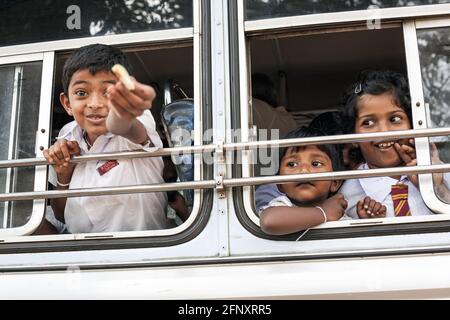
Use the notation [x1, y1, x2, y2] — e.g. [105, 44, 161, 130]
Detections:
[39, 146, 44, 151]
[418, 120, 423, 126]
[218, 79, 223, 85]
[41, 129, 46, 133]
[217, 50, 222, 55]
[416, 102, 421, 107]
[216, 21, 221, 26]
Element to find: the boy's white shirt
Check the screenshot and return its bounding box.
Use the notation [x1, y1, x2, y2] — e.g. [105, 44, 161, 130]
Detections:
[49, 110, 171, 234]
[341, 163, 450, 219]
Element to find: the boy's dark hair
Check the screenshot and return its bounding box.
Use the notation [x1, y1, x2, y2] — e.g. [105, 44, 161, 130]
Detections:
[252, 73, 278, 108]
[279, 126, 345, 173]
[340, 69, 412, 134]
[62, 44, 133, 95]
[339, 70, 412, 164]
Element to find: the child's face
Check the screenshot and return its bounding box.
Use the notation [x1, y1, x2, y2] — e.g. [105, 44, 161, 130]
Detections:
[60, 69, 116, 143]
[355, 93, 411, 169]
[279, 145, 340, 205]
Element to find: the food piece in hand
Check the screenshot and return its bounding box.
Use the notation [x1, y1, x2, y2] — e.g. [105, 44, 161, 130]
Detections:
[111, 64, 135, 90]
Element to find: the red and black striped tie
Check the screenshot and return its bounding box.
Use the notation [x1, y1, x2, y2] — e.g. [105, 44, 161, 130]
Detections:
[391, 184, 411, 217]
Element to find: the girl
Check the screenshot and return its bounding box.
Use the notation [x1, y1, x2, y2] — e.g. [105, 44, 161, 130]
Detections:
[340, 70, 450, 218]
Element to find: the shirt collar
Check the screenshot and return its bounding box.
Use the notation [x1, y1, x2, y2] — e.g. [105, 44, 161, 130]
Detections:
[358, 163, 408, 202]
[57, 122, 114, 154]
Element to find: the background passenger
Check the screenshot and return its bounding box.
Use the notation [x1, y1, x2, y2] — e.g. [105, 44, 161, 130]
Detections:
[340, 70, 450, 219]
[251, 73, 298, 177]
[42, 44, 173, 234]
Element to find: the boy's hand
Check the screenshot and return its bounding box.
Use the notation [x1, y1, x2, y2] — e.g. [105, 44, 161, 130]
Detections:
[322, 193, 348, 222]
[395, 139, 418, 187]
[43, 139, 81, 180]
[357, 196, 387, 219]
[107, 76, 156, 121]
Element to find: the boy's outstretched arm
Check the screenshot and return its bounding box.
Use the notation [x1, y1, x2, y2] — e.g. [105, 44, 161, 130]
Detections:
[260, 194, 347, 235]
[106, 75, 156, 146]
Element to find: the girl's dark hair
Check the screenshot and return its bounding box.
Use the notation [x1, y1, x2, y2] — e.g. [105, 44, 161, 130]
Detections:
[278, 126, 345, 174]
[62, 44, 133, 95]
[340, 70, 412, 163]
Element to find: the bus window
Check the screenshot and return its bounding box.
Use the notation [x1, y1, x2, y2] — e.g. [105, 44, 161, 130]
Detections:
[245, 0, 450, 21]
[417, 26, 450, 203]
[249, 26, 406, 178]
[0, 0, 193, 47]
[47, 42, 196, 234]
[0, 62, 44, 229]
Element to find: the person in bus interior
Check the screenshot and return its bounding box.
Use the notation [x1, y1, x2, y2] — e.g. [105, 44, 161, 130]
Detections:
[258, 126, 386, 235]
[340, 69, 450, 219]
[40, 44, 174, 234]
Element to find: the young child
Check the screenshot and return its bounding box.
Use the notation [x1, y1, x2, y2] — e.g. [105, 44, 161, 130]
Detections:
[42, 44, 173, 234]
[254, 111, 360, 215]
[340, 69, 450, 218]
[259, 126, 385, 235]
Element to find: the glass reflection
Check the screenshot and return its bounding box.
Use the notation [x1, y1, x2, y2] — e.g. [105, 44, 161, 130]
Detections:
[245, 0, 450, 21]
[0, 62, 42, 228]
[418, 27, 450, 203]
[0, 0, 193, 47]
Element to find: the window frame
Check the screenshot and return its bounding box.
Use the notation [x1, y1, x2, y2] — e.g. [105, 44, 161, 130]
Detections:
[231, 0, 450, 249]
[405, 17, 450, 215]
[0, 52, 53, 237]
[0, 0, 214, 247]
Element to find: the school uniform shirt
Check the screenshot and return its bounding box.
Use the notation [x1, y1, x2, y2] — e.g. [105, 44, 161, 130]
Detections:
[49, 110, 171, 234]
[340, 163, 450, 219]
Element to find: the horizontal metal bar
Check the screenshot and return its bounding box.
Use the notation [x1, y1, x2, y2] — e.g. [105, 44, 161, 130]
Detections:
[226, 127, 450, 152]
[1, 127, 449, 169]
[2, 163, 450, 202]
[0, 180, 217, 202]
[225, 163, 450, 188]
[0, 145, 216, 169]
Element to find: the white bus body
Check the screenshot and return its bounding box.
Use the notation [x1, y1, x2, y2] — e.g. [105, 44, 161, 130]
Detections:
[1, 0, 450, 299]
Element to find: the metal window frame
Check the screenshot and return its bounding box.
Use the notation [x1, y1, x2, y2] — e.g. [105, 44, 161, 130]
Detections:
[244, 3, 450, 33]
[0, 0, 206, 241]
[237, 2, 450, 234]
[405, 17, 450, 215]
[0, 53, 52, 236]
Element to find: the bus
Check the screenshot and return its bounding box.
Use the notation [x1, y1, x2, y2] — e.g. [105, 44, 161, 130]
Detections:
[2, 0, 450, 299]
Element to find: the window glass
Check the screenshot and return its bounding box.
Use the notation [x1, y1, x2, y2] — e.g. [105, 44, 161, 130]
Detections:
[245, 0, 450, 21]
[0, 62, 42, 228]
[417, 27, 450, 204]
[0, 0, 193, 47]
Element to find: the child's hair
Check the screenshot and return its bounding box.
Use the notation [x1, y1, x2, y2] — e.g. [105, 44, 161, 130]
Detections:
[62, 44, 133, 96]
[339, 70, 412, 164]
[279, 126, 345, 173]
[340, 69, 412, 134]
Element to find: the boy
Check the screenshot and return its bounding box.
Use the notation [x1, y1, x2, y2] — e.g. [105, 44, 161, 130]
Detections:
[42, 44, 172, 234]
[259, 126, 385, 235]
